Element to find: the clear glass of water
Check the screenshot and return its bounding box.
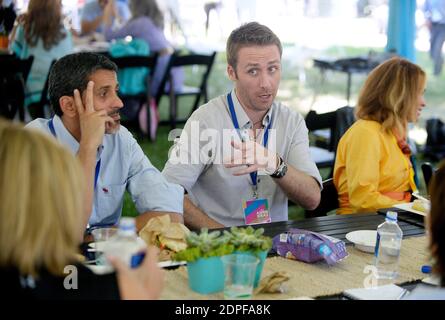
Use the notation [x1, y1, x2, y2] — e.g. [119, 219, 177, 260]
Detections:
[90, 227, 118, 265]
[221, 254, 259, 300]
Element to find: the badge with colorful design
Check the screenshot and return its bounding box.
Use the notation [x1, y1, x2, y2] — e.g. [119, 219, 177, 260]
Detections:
[243, 198, 271, 225]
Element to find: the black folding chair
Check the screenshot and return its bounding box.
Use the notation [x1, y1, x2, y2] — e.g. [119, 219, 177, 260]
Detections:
[306, 106, 355, 178]
[0, 55, 34, 121]
[110, 53, 158, 140]
[421, 162, 436, 192]
[155, 51, 217, 129]
[305, 178, 339, 218]
[27, 60, 56, 120]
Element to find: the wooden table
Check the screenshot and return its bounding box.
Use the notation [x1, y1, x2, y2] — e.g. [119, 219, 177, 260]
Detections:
[162, 212, 427, 300]
[214, 211, 427, 299]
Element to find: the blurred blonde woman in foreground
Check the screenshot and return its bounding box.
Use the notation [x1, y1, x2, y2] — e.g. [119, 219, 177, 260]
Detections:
[0, 119, 163, 299]
[334, 57, 426, 214]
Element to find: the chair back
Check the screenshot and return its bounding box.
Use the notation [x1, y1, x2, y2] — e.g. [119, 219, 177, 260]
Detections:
[111, 54, 158, 95]
[155, 51, 217, 128]
[421, 162, 435, 192]
[109, 53, 158, 139]
[305, 178, 339, 218]
[306, 106, 355, 177]
[425, 117, 445, 161]
[28, 59, 56, 119]
[0, 55, 34, 121]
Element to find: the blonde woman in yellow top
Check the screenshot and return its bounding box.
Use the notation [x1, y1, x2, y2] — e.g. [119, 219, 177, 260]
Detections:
[333, 57, 426, 214]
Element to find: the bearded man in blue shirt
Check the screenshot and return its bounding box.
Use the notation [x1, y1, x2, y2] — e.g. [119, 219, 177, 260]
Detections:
[26, 52, 184, 231]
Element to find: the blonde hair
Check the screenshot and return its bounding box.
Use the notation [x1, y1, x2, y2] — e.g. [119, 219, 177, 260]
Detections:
[355, 57, 426, 136]
[0, 119, 84, 277]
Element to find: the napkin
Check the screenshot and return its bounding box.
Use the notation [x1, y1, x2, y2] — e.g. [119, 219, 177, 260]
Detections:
[343, 284, 407, 300]
[254, 271, 290, 294]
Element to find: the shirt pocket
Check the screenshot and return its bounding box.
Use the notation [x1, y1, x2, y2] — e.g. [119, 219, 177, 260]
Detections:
[95, 183, 127, 224]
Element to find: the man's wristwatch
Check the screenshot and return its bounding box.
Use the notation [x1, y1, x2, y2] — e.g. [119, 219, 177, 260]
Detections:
[270, 156, 288, 179]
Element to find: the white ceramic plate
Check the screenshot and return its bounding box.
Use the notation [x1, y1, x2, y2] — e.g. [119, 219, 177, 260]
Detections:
[394, 202, 429, 216]
[158, 260, 187, 268]
[88, 241, 109, 252]
[345, 230, 377, 253]
[84, 264, 114, 275]
[88, 237, 144, 251]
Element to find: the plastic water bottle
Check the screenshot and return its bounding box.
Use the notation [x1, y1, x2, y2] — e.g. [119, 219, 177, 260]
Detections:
[104, 217, 146, 268]
[374, 211, 403, 279]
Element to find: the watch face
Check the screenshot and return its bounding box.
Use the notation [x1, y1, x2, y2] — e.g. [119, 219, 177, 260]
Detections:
[271, 161, 287, 178]
[278, 163, 288, 177]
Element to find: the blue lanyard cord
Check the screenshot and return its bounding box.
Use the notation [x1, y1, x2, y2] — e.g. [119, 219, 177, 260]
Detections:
[48, 117, 57, 136]
[227, 93, 272, 187]
[48, 118, 101, 189]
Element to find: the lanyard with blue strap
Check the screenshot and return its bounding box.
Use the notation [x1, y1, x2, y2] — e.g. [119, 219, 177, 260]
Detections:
[227, 93, 273, 198]
[48, 117, 101, 189]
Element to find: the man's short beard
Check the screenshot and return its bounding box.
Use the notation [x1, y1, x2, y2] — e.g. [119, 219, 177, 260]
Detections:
[105, 120, 120, 134]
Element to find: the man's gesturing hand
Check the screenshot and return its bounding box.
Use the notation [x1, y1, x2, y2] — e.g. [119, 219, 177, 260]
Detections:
[224, 138, 278, 176]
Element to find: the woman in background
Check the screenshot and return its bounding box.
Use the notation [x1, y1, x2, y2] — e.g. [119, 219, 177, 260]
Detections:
[10, 0, 73, 116]
[0, 119, 163, 300]
[104, 0, 183, 96]
[333, 57, 426, 214]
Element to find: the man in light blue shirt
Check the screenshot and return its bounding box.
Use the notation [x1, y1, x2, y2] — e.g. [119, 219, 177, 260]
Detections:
[424, 0, 445, 75]
[81, 0, 131, 35]
[26, 52, 183, 231]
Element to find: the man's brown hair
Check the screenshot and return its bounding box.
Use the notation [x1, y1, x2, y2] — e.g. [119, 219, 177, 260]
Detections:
[226, 22, 282, 72]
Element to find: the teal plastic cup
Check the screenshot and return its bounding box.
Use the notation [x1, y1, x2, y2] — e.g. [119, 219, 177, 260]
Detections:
[187, 256, 224, 294]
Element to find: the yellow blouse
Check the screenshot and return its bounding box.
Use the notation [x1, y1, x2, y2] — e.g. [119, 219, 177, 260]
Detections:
[333, 120, 415, 214]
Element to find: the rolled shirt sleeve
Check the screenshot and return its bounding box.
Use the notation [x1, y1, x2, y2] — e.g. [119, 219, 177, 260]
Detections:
[126, 134, 184, 215]
[162, 114, 210, 191]
[287, 113, 323, 188]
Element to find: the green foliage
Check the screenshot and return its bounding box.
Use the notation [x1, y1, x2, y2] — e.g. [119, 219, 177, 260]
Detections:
[173, 228, 234, 262]
[173, 226, 272, 262]
[224, 226, 272, 253]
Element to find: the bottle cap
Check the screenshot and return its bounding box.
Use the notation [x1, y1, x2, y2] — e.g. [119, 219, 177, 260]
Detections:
[386, 211, 398, 221]
[119, 217, 136, 232]
[421, 265, 432, 274]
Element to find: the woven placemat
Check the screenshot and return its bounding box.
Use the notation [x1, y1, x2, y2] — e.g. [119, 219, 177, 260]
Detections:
[160, 236, 430, 300]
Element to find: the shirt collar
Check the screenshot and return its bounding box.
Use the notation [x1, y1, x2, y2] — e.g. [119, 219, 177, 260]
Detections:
[229, 90, 273, 129]
[53, 115, 104, 160]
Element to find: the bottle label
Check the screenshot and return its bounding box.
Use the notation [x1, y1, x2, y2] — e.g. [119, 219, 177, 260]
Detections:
[374, 232, 380, 257]
[279, 233, 288, 243]
[130, 252, 146, 268]
[318, 244, 332, 256]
